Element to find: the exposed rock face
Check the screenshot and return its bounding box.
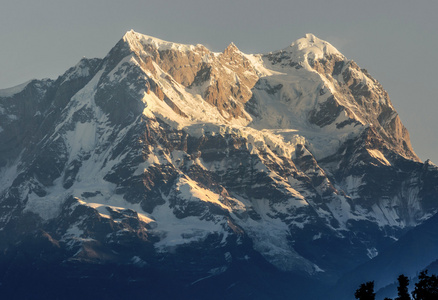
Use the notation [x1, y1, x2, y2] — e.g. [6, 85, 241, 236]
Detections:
[123, 31, 259, 120]
[0, 31, 436, 299]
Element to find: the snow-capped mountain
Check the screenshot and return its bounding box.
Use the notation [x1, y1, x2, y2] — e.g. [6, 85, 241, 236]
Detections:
[0, 30, 437, 299]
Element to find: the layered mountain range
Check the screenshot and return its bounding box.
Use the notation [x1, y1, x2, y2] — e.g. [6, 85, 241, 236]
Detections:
[0, 30, 437, 299]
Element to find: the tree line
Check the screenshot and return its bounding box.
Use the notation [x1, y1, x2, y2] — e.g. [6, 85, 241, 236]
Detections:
[355, 270, 438, 300]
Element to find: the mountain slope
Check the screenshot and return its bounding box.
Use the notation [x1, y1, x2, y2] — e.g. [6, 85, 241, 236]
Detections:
[0, 30, 437, 299]
[333, 172, 438, 299]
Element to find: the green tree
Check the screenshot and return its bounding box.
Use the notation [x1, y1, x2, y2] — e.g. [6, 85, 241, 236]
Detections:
[355, 281, 376, 300]
[412, 270, 438, 300]
[395, 274, 411, 300]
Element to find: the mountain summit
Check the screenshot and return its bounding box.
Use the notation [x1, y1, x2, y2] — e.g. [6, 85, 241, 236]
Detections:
[0, 31, 436, 299]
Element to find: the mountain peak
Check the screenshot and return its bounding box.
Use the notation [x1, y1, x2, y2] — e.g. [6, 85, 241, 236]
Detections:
[122, 29, 164, 44]
[226, 41, 238, 49]
[1, 29, 436, 300]
[223, 42, 240, 55]
[287, 33, 343, 60]
[303, 33, 318, 42]
[122, 29, 197, 53]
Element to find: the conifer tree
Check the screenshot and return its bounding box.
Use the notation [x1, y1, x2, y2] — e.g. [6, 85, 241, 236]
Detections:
[412, 270, 438, 300]
[395, 274, 411, 300]
[355, 281, 376, 300]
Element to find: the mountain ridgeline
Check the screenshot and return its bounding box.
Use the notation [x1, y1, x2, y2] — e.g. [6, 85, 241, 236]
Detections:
[0, 30, 437, 299]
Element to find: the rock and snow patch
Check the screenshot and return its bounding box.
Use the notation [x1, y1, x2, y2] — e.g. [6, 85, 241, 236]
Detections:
[64, 121, 98, 162]
[23, 177, 67, 220]
[367, 149, 391, 166]
[61, 58, 93, 84]
[130, 256, 147, 267]
[367, 247, 378, 259]
[151, 200, 229, 251]
[175, 176, 229, 211]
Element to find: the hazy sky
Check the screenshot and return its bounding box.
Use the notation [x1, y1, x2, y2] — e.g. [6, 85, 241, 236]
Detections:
[1, 0, 437, 163]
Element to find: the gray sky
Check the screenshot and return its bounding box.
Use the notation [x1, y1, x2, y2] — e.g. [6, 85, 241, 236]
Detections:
[1, 0, 437, 163]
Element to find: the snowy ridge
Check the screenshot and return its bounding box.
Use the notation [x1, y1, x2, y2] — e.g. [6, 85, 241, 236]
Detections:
[60, 58, 99, 84]
[0, 80, 31, 97]
[264, 33, 343, 72]
[120, 31, 388, 161]
[288, 33, 343, 65]
[123, 29, 203, 53]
